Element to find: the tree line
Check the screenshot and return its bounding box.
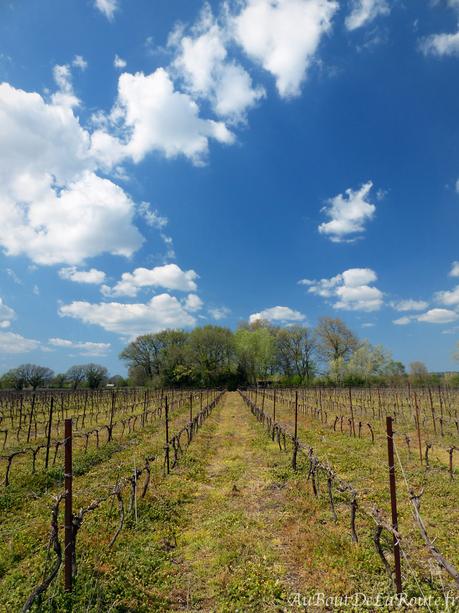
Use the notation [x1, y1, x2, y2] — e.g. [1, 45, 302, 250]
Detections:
[119, 317, 409, 389]
[0, 363, 116, 390]
[1, 318, 458, 390]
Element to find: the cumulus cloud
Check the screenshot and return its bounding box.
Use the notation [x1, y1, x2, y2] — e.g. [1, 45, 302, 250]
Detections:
[0, 331, 40, 353]
[418, 308, 459, 324]
[93, 68, 234, 167]
[94, 0, 119, 20]
[421, 30, 459, 57]
[48, 337, 111, 356]
[345, 0, 390, 31]
[435, 285, 459, 307]
[318, 181, 376, 242]
[171, 4, 265, 121]
[233, 0, 338, 98]
[394, 309, 459, 325]
[249, 305, 305, 324]
[0, 298, 15, 328]
[72, 55, 88, 71]
[59, 266, 106, 284]
[0, 82, 143, 265]
[301, 267, 383, 311]
[420, 0, 459, 57]
[391, 299, 429, 312]
[184, 293, 204, 311]
[209, 306, 231, 320]
[393, 316, 412, 326]
[101, 264, 198, 297]
[59, 294, 196, 337]
[449, 261, 459, 277]
[51, 64, 80, 108]
[114, 55, 127, 69]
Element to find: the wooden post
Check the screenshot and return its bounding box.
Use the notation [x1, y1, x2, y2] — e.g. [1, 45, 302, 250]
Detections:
[427, 387, 437, 435]
[108, 391, 115, 442]
[26, 393, 36, 443]
[292, 391, 298, 471]
[64, 418, 73, 593]
[143, 390, 148, 426]
[386, 416, 402, 594]
[273, 389, 276, 423]
[349, 387, 356, 437]
[189, 392, 193, 423]
[45, 397, 54, 469]
[165, 396, 170, 475]
[414, 393, 423, 465]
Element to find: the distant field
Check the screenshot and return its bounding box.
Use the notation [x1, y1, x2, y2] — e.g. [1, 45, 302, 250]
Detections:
[0, 388, 458, 611]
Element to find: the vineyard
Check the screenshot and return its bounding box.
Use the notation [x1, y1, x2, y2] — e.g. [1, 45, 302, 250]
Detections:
[0, 387, 458, 611]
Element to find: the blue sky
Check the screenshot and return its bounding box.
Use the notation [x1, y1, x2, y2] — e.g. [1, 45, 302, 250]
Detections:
[0, 0, 459, 375]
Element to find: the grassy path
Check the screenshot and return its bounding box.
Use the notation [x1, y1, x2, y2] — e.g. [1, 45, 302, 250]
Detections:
[167, 391, 294, 611]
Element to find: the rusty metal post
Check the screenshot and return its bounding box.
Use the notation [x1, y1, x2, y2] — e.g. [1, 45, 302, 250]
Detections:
[64, 418, 73, 593]
[386, 416, 402, 594]
[45, 397, 54, 469]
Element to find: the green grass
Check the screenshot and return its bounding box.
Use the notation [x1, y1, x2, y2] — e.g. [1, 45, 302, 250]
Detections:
[0, 392, 458, 612]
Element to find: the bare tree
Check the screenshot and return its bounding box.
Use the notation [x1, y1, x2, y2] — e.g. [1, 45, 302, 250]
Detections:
[276, 326, 317, 382]
[316, 317, 359, 365]
[16, 364, 54, 390]
[409, 361, 429, 385]
[65, 365, 87, 390]
[84, 364, 108, 389]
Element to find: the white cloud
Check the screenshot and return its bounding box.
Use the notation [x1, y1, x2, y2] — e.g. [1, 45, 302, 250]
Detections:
[72, 55, 88, 71]
[0, 331, 40, 353]
[233, 0, 338, 98]
[137, 202, 168, 229]
[59, 294, 196, 337]
[94, 0, 118, 20]
[101, 264, 198, 297]
[345, 0, 390, 31]
[94, 68, 234, 167]
[209, 306, 231, 320]
[249, 305, 305, 324]
[318, 181, 376, 242]
[114, 55, 127, 69]
[417, 308, 459, 324]
[393, 316, 412, 326]
[59, 266, 106, 284]
[391, 299, 429, 312]
[184, 293, 203, 311]
[48, 337, 111, 356]
[449, 261, 459, 277]
[171, 4, 264, 121]
[51, 64, 80, 108]
[342, 268, 376, 287]
[435, 285, 459, 307]
[421, 30, 459, 57]
[6, 268, 22, 285]
[0, 298, 15, 328]
[0, 82, 143, 265]
[302, 267, 383, 311]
